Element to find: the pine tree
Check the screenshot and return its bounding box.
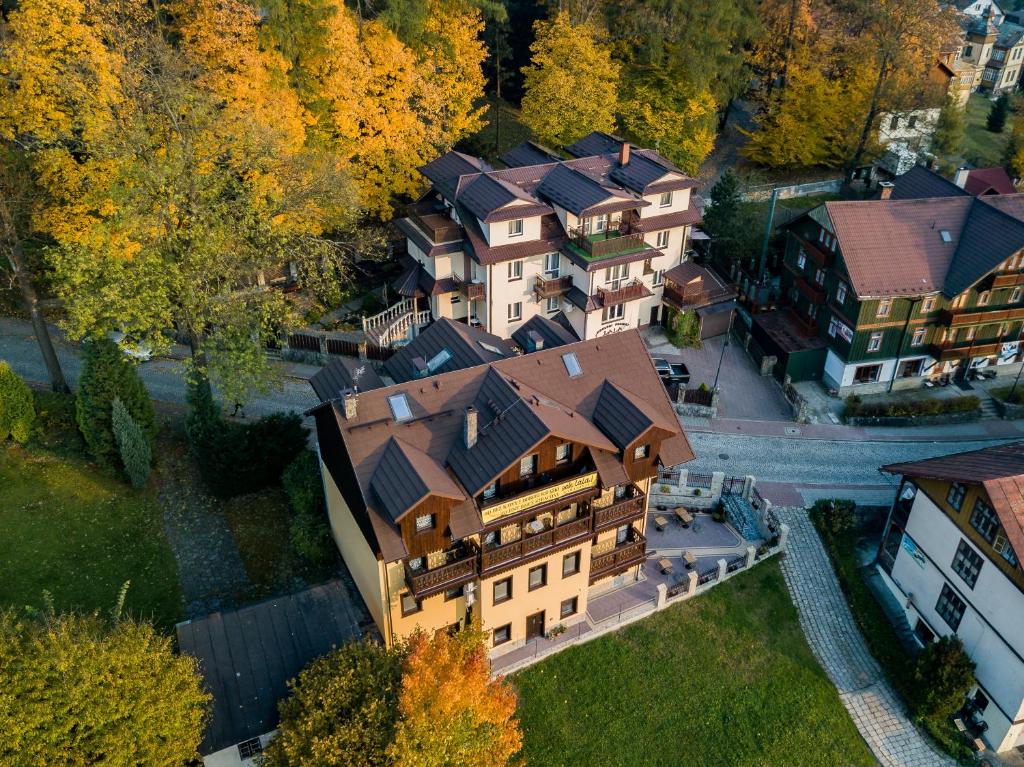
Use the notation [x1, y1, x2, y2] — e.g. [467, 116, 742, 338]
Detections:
[111, 397, 152, 488]
[987, 93, 1010, 133]
[75, 338, 156, 467]
[0, 360, 36, 443]
[931, 93, 965, 156]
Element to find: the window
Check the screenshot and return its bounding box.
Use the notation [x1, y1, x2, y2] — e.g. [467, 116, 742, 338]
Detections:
[656, 230, 670, 248]
[528, 564, 547, 591]
[836, 282, 847, 304]
[853, 364, 881, 384]
[479, 341, 505, 356]
[652, 269, 664, 287]
[238, 737, 264, 760]
[951, 540, 983, 589]
[602, 304, 625, 323]
[908, 115, 917, 129]
[911, 327, 926, 347]
[388, 393, 413, 422]
[543, 252, 559, 276]
[1013, 287, 1023, 303]
[508, 219, 523, 237]
[483, 481, 498, 500]
[877, 298, 892, 318]
[935, 583, 966, 631]
[555, 443, 571, 464]
[978, 291, 991, 306]
[922, 296, 936, 312]
[407, 556, 424, 571]
[560, 596, 578, 619]
[970, 498, 1001, 544]
[965, 45, 973, 57]
[814, 268, 825, 287]
[401, 592, 420, 616]
[605, 263, 629, 286]
[947, 482, 966, 510]
[993, 531, 1019, 566]
[520, 454, 537, 478]
[797, 250, 807, 270]
[867, 332, 883, 352]
[508, 260, 523, 280]
[633, 444, 650, 460]
[940, 230, 952, 243]
[415, 513, 435, 532]
[493, 577, 512, 604]
[889, 115, 900, 130]
[965, 326, 976, 341]
[444, 585, 463, 601]
[615, 524, 630, 544]
[426, 348, 452, 373]
[546, 297, 560, 313]
[659, 191, 673, 208]
[562, 551, 581, 577]
[492, 623, 511, 646]
[562, 352, 583, 377]
[507, 302, 522, 321]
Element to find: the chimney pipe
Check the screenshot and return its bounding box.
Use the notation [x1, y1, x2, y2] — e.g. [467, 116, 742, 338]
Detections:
[463, 406, 478, 449]
[954, 166, 970, 189]
[879, 181, 895, 200]
[619, 142, 630, 167]
[342, 389, 358, 420]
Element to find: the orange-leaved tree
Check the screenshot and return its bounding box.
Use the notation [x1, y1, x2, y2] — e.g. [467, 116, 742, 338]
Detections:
[389, 621, 522, 767]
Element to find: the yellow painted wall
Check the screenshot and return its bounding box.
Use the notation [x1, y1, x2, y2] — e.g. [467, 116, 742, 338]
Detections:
[385, 560, 466, 643]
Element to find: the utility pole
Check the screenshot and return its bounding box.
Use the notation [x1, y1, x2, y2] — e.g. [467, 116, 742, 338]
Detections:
[757, 188, 779, 294]
[1009, 326, 1024, 400]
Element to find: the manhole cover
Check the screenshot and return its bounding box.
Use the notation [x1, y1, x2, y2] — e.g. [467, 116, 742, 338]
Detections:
[719, 453, 729, 460]
[784, 427, 800, 436]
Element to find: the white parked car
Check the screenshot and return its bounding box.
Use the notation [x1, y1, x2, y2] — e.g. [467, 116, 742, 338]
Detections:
[108, 331, 153, 362]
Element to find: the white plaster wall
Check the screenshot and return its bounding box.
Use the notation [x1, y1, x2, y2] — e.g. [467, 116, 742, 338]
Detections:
[639, 186, 691, 216]
[485, 252, 555, 338]
[823, 349, 846, 389]
[481, 214, 542, 247]
[203, 733, 276, 767]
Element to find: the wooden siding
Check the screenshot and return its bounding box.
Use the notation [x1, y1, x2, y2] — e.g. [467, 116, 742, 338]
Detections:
[623, 427, 673, 483]
[486, 437, 589, 502]
[399, 495, 460, 558]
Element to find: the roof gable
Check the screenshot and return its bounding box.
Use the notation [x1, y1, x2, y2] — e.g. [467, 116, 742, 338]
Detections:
[383, 318, 513, 384]
[944, 197, 1024, 296]
[371, 437, 464, 522]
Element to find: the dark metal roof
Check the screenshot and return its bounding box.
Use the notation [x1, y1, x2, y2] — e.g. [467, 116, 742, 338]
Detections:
[888, 165, 967, 201]
[177, 581, 366, 755]
[419, 152, 489, 199]
[310, 357, 385, 401]
[511, 314, 579, 351]
[500, 141, 562, 168]
[458, 174, 550, 223]
[393, 217, 463, 258]
[564, 131, 624, 158]
[391, 260, 435, 298]
[610, 153, 676, 194]
[371, 437, 465, 522]
[592, 380, 654, 450]
[944, 197, 1024, 296]
[382, 318, 514, 384]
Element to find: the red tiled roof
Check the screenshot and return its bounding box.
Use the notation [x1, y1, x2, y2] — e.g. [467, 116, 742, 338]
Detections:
[963, 167, 1016, 196]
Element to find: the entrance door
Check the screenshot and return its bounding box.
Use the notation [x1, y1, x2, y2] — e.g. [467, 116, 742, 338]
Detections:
[526, 611, 545, 640]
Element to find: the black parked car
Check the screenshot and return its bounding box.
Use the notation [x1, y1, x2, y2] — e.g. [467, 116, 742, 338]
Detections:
[652, 357, 690, 385]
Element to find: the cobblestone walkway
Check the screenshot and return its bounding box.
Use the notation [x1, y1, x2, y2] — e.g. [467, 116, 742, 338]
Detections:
[775, 507, 957, 767]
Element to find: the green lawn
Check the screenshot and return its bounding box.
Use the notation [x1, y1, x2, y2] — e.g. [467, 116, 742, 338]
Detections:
[957, 92, 1009, 168]
[514, 562, 875, 767]
[0, 444, 182, 629]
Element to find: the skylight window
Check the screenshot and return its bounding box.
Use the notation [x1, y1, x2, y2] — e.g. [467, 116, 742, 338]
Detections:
[478, 341, 505, 356]
[940, 230, 952, 243]
[562, 352, 582, 378]
[425, 348, 453, 373]
[388, 393, 413, 422]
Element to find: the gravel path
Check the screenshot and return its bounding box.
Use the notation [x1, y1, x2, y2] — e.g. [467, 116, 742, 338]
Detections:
[776, 507, 956, 767]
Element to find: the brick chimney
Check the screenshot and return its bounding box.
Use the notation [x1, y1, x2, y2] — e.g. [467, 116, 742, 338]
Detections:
[954, 166, 970, 189]
[879, 181, 895, 200]
[619, 141, 630, 167]
[342, 389, 358, 420]
[463, 406, 478, 449]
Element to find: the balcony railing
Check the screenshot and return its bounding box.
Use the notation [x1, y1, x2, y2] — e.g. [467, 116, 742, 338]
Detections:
[534, 274, 572, 299]
[597, 279, 650, 307]
[937, 306, 1024, 327]
[662, 283, 734, 311]
[589, 532, 647, 584]
[991, 272, 1024, 288]
[480, 515, 592, 574]
[593, 492, 645, 531]
[928, 340, 1004, 360]
[794, 275, 826, 304]
[406, 201, 462, 244]
[568, 226, 647, 259]
[453, 276, 485, 301]
[404, 546, 478, 598]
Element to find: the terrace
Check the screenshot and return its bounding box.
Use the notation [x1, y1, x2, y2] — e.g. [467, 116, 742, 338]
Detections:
[564, 227, 652, 262]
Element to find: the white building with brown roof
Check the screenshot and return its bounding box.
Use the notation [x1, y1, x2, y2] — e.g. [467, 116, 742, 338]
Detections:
[310, 330, 693, 655]
[390, 132, 703, 343]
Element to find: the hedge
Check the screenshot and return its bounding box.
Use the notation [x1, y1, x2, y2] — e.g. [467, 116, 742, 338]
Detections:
[844, 394, 979, 419]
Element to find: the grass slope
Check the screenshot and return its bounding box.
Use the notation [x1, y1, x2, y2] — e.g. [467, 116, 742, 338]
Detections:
[514, 562, 875, 767]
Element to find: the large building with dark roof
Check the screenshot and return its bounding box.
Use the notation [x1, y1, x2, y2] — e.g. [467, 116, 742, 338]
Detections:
[310, 330, 693, 655]
[876, 443, 1024, 754]
[750, 192, 1024, 393]
[392, 132, 704, 343]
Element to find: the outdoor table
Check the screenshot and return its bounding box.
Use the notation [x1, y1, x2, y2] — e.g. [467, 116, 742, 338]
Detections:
[683, 551, 696, 568]
[654, 515, 669, 531]
[674, 508, 693, 526]
[658, 557, 673, 574]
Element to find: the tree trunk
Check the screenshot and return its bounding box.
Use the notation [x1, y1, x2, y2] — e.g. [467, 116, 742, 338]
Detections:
[848, 58, 888, 181]
[779, 0, 800, 95]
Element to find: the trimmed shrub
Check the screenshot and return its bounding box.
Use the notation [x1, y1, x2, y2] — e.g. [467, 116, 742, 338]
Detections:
[0, 361, 35, 443]
[913, 636, 975, 717]
[290, 510, 334, 568]
[711, 500, 727, 523]
[810, 498, 855, 536]
[111, 397, 152, 488]
[283, 451, 322, 517]
[844, 394, 979, 419]
[76, 338, 155, 466]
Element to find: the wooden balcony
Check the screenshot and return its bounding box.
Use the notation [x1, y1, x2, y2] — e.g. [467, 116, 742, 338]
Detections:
[534, 275, 572, 299]
[406, 201, 462, 244]
[597, 279, 652, 307]
[480, 515, 593, 575]
[937, 306, 1024, 327]
[793, 275, 826, 304]
[404, 546, 478, 599]
[454, 276, 485, 301]
[662, 283, 735, 311]
[568, 227, 647, 259]
[927, 340, 1004, 361]
[791, 235, 833, 267]
[992, 272, 1024, 288]
[589, 532, 647, 584]
[593, 490, 646, 532]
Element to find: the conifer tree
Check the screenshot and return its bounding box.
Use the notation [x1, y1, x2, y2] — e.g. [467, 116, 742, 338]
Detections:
[111, 397, 152, 488]
[0, 360, 36, 444]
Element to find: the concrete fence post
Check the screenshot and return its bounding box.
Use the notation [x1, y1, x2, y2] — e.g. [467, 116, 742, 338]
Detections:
[778, 523, 790, 552]
[760, 355, 777, 377]
[655, 583, 667, 609]
[745, 545, 756, 569]
[741, 475, 755, 501]
[717, 558, 728, 581]
[687, 570, 698, 596]
[677, 469, 688, 494]
[710, 472, 725, 503]
[318, 333, 328, 356]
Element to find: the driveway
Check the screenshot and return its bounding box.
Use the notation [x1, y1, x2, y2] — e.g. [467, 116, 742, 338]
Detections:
[776, 507, 956, 767]
[645, 327, 793, 421]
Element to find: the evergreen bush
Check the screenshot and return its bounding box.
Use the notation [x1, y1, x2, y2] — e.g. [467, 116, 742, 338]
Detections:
[283, 451, 322, 517]
[912, 636, 975, 717]
[76, 338, 155, 466]
[843, 394, 979, 419]
[0, 361, 36, 444]
[111, 397, 153, 488]
[987, 94, 1010, 133]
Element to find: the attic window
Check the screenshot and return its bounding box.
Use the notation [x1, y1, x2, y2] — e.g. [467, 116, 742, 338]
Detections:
[426, 348, 452, 373]
[478, 341, 505, 356]
[940, 230, 952, 243]
[388, 393, 412, 422]
[562, 352, 582, 378]
[238, 738, 263, 760]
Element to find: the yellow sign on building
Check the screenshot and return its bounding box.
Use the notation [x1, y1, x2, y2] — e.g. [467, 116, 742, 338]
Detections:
[481, 472, 598, 525]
